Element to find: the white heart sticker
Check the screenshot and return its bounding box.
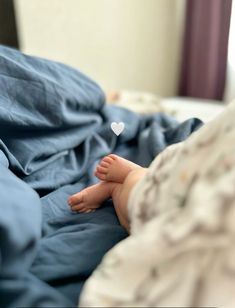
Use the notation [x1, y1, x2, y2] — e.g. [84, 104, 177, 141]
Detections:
[111, 122, 125, 136]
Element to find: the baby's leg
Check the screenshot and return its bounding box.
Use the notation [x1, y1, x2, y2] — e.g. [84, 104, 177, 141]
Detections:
[68, 154, 147, 231]
[111, 168, 147, 232]
[68, 169, 146, 231]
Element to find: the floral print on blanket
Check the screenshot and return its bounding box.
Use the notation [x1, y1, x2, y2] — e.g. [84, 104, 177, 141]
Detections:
[80, 101, 235, 308]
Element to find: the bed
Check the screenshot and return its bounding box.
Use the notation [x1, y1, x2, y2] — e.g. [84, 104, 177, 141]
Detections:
[107, 90, 225, 123]
[0, 45, 217, 307]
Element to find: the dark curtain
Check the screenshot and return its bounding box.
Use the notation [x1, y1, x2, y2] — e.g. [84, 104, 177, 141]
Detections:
[0, 0, 19, 48]
[179, 0, 232, 101]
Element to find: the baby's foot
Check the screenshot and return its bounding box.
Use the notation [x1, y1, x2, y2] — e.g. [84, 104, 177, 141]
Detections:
[94, 154, 141, 183]
[68, 182, 115, 213]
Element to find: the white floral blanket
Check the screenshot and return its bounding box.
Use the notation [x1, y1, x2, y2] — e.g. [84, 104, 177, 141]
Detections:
[80, 101, 235, 308]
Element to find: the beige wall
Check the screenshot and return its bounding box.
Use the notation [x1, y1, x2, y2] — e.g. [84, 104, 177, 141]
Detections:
[15, 0, 185, 96]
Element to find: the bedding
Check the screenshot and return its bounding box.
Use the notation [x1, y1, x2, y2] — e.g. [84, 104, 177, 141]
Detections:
[80, 101, 235, 308]
[108, 90, 225, 122]
[0, 45, 202, 307]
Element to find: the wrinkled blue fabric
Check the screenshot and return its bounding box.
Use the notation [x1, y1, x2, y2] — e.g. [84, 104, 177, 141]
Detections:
[0, 45, 203, 307]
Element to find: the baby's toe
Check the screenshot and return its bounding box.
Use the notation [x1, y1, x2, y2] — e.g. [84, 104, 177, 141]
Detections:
[97, 173, 107, 181]
[68, 192, 83, 206]
[77, 207, 89, 213]
[107, 154, 118, 160]
[102, 156, 113, 164]
[94, 169, 107, 180]
[83, 209, 96, 214]
[100, 161, 109, 168]
[96, 165, 108, 174]
[70, 202, 86, 212]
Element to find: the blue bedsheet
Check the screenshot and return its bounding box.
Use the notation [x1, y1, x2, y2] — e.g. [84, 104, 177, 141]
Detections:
[0, 45, 203, 307]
